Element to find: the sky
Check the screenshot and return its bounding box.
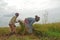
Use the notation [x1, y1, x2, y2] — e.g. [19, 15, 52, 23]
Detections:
[0, 0, 60, 26]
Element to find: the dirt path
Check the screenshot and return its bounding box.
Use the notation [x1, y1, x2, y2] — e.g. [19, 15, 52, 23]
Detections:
[0, 33, 60, 40]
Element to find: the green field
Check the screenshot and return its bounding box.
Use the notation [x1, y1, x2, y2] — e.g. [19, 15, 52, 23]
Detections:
[0, 22, 60, 40]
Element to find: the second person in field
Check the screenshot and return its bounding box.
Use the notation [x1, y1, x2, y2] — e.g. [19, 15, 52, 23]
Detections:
[9, 13, 19, 35]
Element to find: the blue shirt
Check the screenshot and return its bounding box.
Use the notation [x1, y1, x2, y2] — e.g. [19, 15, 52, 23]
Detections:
[26, 18, 35, 25]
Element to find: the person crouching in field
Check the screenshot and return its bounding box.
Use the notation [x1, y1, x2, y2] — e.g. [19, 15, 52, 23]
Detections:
[24, 15, 40, 35]
[9, 13, 19, 35]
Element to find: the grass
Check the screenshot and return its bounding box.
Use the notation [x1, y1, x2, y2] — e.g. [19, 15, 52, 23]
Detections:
[0, 22, 60, 40]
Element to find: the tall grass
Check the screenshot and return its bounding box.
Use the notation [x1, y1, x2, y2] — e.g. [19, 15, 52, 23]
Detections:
[33, 23, 60, 37]
[0, 22, 60, 40]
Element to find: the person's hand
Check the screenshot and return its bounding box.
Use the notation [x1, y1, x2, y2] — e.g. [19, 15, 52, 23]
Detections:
[18, 20, 20, 22]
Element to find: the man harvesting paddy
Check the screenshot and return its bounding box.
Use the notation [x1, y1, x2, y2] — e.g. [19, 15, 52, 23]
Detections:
[9, 13, 19, 35]
[24, 15, 40, 35]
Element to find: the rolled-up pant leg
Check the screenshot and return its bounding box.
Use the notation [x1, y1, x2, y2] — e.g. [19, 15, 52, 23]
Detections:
[9, 24, 16, 33]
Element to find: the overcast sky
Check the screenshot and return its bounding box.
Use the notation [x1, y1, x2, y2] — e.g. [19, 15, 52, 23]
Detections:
[0, 0, 60, 26]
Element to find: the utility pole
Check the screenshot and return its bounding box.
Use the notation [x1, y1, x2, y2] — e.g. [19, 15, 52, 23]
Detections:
[43, 10, 48, 24]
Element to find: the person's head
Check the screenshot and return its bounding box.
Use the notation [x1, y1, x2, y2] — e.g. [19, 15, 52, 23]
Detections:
[35, 15, 40, 22]
[15, 13, 19, 17]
